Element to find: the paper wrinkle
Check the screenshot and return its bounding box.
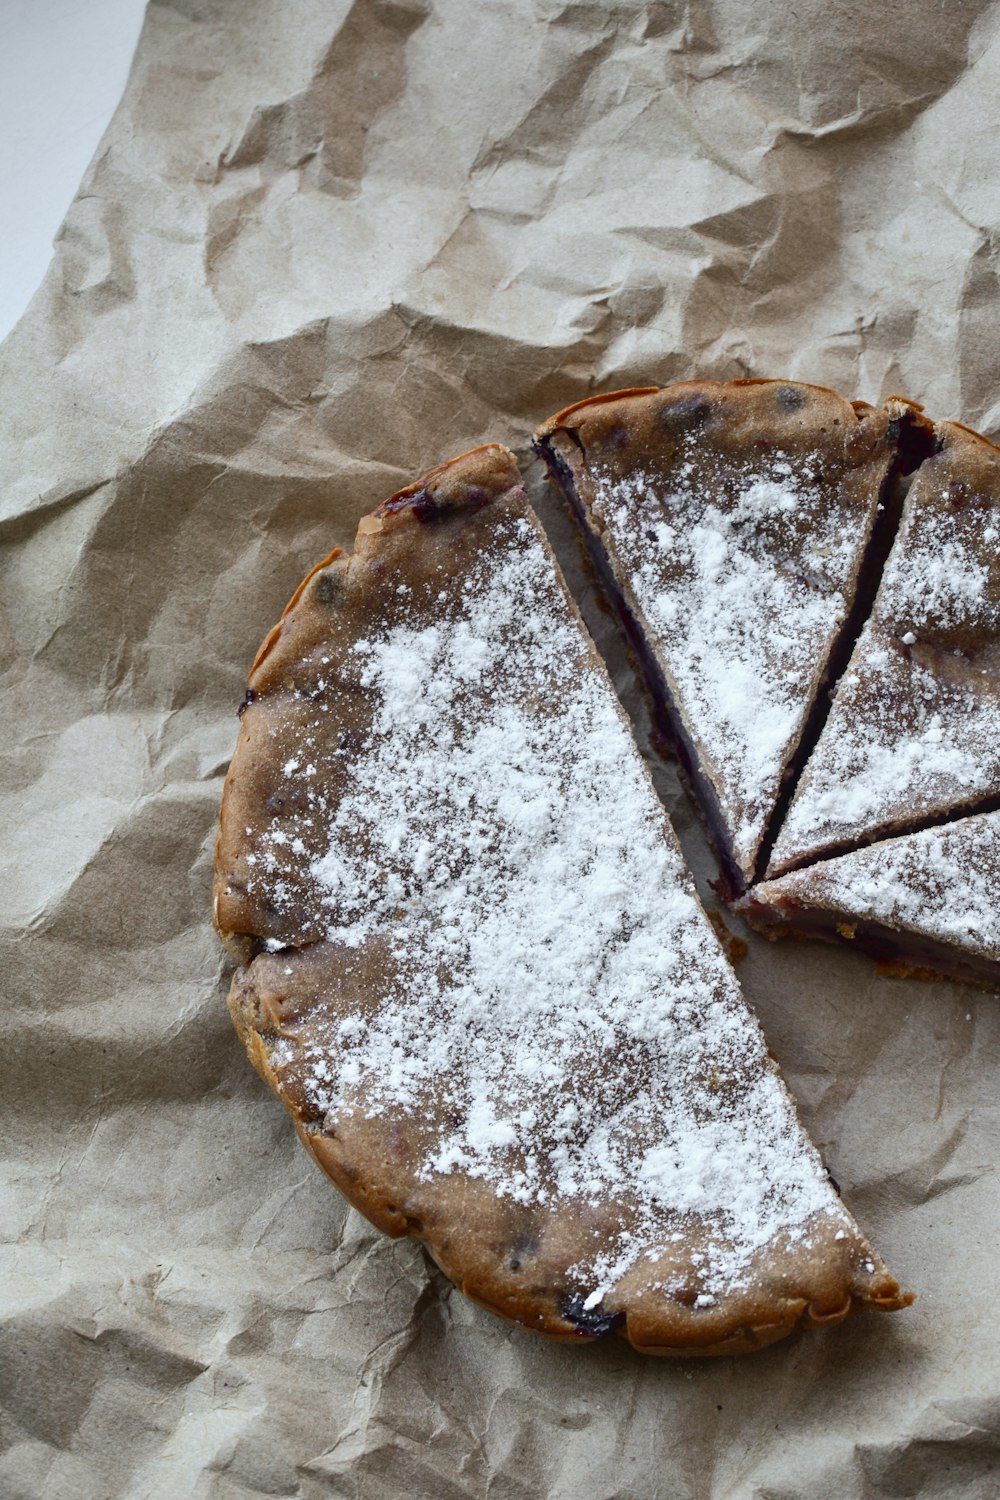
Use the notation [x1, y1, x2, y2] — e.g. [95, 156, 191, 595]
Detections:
[220, 0, 430, 190]
[5, 0, 1000, 1494]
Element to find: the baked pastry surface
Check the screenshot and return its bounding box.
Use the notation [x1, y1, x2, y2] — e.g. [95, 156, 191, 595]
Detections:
[769, 421, 1000, 875]
[534, 379, 912, 891]
[214, 444, 908, 1354]
[740, 810, 1000, 989]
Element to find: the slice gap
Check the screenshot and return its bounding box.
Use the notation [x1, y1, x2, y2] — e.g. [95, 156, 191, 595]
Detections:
[763, 784, 1000, 879]
[753, 404, 939, 881]
[533, 420, 750, 900]
[525, 454, 733, 925]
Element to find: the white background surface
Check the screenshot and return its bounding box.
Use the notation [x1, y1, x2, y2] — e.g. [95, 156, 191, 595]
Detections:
[0, 0, 147, 343]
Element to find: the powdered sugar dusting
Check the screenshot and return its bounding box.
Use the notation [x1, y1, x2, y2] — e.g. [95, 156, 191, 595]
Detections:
[771, 466, 1000, 871]
[243, 511, 847, 1302]
[880, 523, 989, 629]
[589, 448, 875, 877]
[760, 811, 1000, 960]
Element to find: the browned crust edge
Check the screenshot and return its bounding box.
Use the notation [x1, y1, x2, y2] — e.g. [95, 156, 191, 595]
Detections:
[936, 418, 1000, 457]
[533, 376, 927, 444]
[248, 443, 520, 685]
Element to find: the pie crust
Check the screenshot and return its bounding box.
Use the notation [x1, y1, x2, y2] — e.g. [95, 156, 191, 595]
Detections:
[537, 383, 1000, 987]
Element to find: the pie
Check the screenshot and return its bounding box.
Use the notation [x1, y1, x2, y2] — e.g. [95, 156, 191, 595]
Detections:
[534, 378, 929, 894]
[214, 443, 908, 1355]
[741, 810, 1000, 990]
[767, 420, 1000, 876]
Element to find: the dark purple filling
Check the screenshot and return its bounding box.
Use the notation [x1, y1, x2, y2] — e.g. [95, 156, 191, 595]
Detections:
[380, 484, 493, 525]
[560, 1292, 626, 1338]
[380, 486, 444, 522]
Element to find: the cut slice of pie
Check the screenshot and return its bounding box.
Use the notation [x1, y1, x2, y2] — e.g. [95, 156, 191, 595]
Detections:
[741, 810, 1000, 990]
[768, 421, 1000, 877]
[534, 379, 924, 895]
[214, 445, 908, 1355]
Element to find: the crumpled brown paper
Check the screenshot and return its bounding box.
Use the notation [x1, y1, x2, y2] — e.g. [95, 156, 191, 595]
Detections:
[3, 0, 1000, 1494]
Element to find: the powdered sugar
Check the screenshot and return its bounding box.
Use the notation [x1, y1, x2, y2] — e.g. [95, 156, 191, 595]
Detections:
[588, 445, 881, 879]
[879, 522, 989, 631]
[772, 639, 989, 862]
[243, 509, 847, 1303]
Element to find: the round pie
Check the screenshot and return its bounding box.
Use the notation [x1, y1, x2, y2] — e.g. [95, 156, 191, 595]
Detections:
[214, 439, 909, 1355]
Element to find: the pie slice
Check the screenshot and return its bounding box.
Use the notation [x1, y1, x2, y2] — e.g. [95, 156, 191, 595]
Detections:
[534, 379, 922, 894]
[768, 421, 1000, 876]
[741, 810, 1000, 990]
[215, 444, 909, 1355]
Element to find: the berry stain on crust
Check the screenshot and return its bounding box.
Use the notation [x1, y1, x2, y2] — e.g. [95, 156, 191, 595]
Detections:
[657, 391, 713, 432]
[382, 486, 443, 523]
[560, 1293, 626, 1338]
[382, 483, 494, 525]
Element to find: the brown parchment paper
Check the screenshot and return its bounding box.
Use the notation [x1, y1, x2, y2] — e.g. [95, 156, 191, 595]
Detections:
[3, 1, 1000, 1495]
